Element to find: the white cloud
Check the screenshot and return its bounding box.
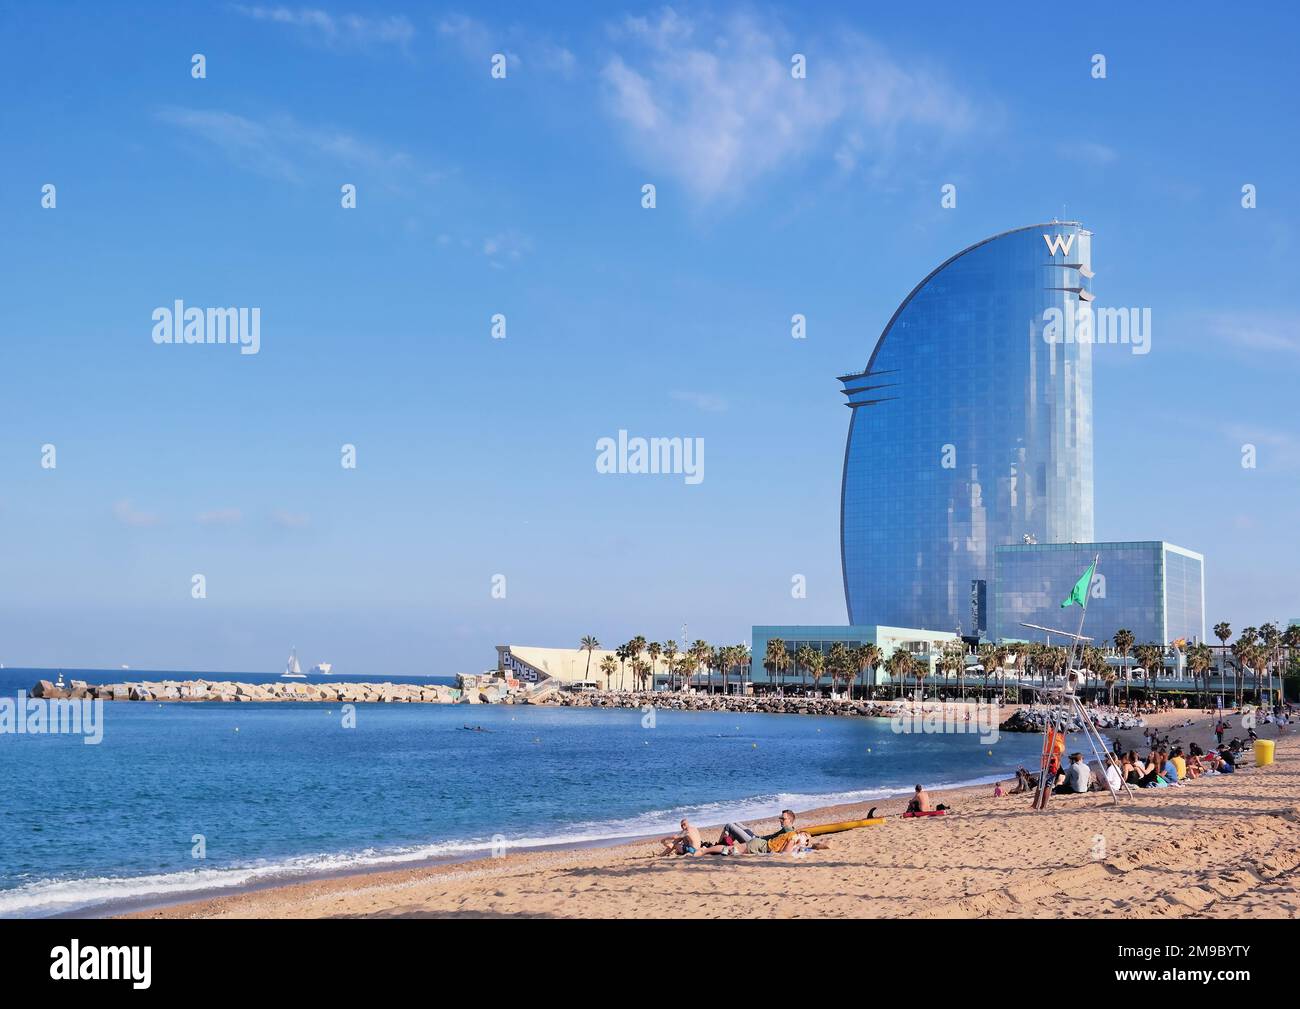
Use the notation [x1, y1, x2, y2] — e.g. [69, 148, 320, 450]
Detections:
[113, 500, 160, 527]
[233, 5, 415, 49]
[156, 106, 416, 185]
[600, 7, 979, 204]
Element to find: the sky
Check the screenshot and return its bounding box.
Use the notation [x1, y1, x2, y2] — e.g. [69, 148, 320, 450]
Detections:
[1, 2, 1297, 675]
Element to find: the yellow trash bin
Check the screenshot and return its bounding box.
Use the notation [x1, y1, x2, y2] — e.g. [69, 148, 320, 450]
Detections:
[1254, 739, 1275, 767]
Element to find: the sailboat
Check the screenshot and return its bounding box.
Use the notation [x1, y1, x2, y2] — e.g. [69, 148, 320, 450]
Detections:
[282, 647, 305, 679]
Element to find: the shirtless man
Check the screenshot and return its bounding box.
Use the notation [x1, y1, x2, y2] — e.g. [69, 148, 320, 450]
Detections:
[657, 818, 703, 856]
[906, 784, 931, 814]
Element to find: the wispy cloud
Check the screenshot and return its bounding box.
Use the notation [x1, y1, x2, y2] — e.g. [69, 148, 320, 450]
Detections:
[1204, 311, 1300, 356]
[600, 7, 979, 204]
[1060, 140, 1118, 166]
[482, 231, 532, 267]
[155, 106, 417, 185]
[436, 13, 576, 78]
[113, 500, 160, 528]
[232, 5, 415, 50]
[271, 510, 311, 529]
[670, 390, 728, 413]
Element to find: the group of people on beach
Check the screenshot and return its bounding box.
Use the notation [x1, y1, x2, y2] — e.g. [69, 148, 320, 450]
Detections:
[656, 809, 832, 857]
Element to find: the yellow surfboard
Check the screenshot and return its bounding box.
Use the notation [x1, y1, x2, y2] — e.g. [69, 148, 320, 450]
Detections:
[804, 818, 885, 836]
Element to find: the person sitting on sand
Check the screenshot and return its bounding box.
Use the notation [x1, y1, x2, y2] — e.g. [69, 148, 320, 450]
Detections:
[905, 784, 931, 814]
[1122, 751, 1142, 785]
[993, 782, 1004, 798]
[1055, 753, 1092, 794]
[657, 819, 703, 856]
[710, 809, 796, 854]
[1170, 748, 1187, 782]
[1138, 750, 1165, 787]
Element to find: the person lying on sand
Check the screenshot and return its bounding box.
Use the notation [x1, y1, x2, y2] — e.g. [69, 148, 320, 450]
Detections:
[657, 819, 703, 856]
[707, 810, 796, 853]
[705, 829, 829, 855]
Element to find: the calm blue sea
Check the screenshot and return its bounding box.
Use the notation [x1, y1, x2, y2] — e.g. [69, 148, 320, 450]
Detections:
[1, 668, 1054, 917]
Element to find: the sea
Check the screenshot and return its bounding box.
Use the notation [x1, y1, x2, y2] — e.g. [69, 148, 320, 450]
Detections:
[1, 667, 1060, 917]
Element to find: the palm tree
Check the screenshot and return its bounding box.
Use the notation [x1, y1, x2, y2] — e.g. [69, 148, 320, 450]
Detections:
[1260, 622, 1281, 708]
[634, 658, 653, 691]
[662, 640, 678, 691]
[1114, 629, 1134, 704]
[855, 642, 882, 698]
[735, 643, 751, 693]
[615, 644, 630, 691]
[939, 642, 963, 700]
[1236, 627, 1259, 703]
[763, 638, 788, 695]
[1284, 624, 1300, 704]
[646, 641, 662, 690]
[690, 640, 710, 691]
[805, 648, 827, 696]
[1134, 644, 1162, 699]
[827, 642, 851, 698]
[1213, 622, 1233, 704]
[794, 644, 816, 694]
[1187, 642, 1213, 707]
[599, 655, 617, 692]
[580, 635, 600, 681]
[886, 648, 914, 701]
[979, 643, 1005, 699]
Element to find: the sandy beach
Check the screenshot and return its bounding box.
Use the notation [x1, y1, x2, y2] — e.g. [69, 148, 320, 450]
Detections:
[120, 709, 1300, 920]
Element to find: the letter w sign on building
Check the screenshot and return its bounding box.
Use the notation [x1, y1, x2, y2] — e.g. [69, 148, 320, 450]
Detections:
[1043, 233, 1076, 256]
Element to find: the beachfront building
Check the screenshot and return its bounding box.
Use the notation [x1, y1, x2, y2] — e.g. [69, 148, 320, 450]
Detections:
[839, 222, 1095, 635]
[496, 645, 621, 688]
[749, 625, 960, 696]
[992, 541, 1206, 648]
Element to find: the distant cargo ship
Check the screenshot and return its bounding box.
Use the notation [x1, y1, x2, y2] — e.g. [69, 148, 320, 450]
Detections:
[310, 662, 333, 675]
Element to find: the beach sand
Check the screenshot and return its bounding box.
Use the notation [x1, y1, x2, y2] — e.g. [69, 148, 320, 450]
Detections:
[125, 710, 1300, 919]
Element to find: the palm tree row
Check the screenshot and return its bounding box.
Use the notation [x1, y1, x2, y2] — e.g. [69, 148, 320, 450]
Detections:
[579, 635, 752, 693]
[576, 620, 1300, 702]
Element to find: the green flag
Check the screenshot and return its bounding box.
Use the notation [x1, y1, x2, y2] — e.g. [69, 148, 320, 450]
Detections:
[1060, 561, 1096, 608]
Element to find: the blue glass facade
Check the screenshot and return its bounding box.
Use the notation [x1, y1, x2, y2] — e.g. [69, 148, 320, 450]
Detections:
[993, 541, 1205, 647]
[841, 223, 1095, 632]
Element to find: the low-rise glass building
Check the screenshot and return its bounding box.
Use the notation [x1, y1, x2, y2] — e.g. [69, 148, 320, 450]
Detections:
[749, 625, 958, 692]
[992, 541, 1205, 647]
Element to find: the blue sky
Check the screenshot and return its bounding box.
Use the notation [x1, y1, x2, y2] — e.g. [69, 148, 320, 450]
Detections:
[1, 2, 1297, 674]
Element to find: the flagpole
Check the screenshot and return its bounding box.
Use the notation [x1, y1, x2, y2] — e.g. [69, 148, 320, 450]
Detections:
[1033, 553, 1101, 811]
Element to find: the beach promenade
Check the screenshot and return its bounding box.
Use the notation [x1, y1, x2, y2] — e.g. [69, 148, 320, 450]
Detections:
[128, 710, 1300, 919]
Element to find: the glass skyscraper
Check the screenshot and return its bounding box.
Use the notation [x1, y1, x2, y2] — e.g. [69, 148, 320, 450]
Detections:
[840, 223, 1095, 632]
[993, 541, 1206, 647]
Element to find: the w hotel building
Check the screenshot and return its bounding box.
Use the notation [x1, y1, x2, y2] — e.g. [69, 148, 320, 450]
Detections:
[839, 222, 1096, 636]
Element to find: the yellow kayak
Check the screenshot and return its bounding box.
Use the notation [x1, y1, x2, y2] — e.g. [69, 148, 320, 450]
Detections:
[804, 818, 885, 836]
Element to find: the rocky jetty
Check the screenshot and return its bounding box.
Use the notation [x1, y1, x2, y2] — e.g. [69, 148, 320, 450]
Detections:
[541, 689, 899, 717]
[999, 707, 1084, 734]
[29, 678, 460, 704]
